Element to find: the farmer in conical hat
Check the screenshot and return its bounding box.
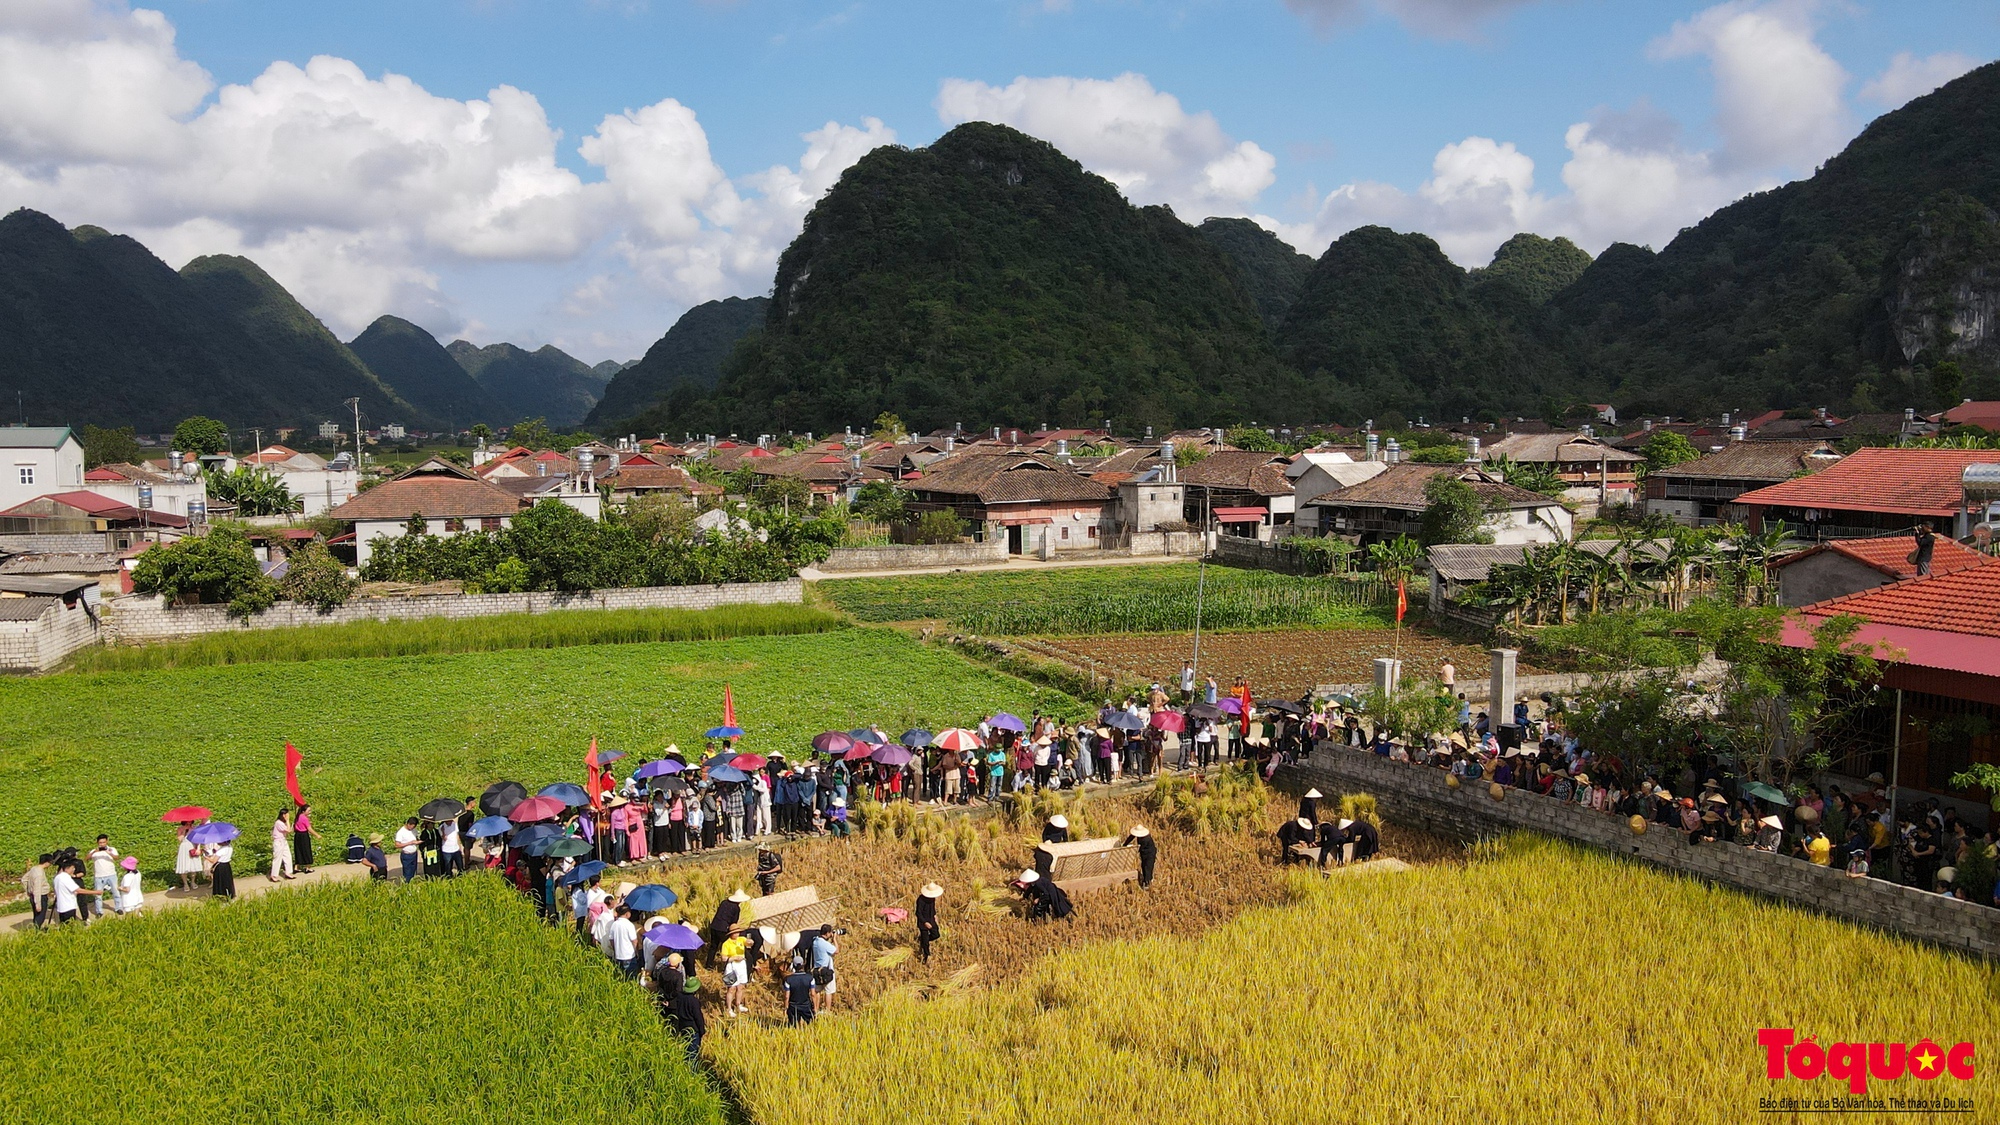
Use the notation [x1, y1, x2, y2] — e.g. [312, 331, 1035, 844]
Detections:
[1041, 814, 1069, 845]
[915, 881, 943, 961]
[1120, 826, 1157, 888]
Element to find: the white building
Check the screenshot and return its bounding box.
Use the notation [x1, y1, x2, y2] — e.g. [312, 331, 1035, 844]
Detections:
[318, 421, 341, 441]
[241, 446, 361, 516]
[82, 461, 208, 519]
[0, 426, 86, 511]
[1286, 451, 1388, 535]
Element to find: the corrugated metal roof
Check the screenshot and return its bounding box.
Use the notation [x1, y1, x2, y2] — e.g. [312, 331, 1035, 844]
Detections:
[0, 426, 76, 450]
[0, 595, 57, 621]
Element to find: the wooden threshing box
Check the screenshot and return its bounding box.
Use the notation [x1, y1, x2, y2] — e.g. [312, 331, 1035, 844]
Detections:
[1035, 837, 1140, 895]
[745, 883, 839, 937]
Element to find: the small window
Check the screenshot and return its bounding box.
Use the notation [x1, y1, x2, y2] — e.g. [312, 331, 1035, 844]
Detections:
[17, 466, 33, 486]
[445, 517, 466, 533]
[1086, 526, 1097, 539]
[1060, 526, 1069, 540]
[481, 517, 503, 531]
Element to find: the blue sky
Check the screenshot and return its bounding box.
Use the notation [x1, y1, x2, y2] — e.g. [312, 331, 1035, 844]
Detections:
[3, 0, 1995, 360]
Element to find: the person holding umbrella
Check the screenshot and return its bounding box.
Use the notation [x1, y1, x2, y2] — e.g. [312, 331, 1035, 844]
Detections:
[173, 822, 203, 892]
[915, 881, 943, 962]
[208, 835, 237, 900]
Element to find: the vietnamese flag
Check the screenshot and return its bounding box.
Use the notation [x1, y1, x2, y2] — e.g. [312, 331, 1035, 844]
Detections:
[723, 684, 737, 729]
[586, 738, 602, 810]
[1396, 578, 1408, 623]
[283, 742, 304, 805]
[1237, 682, 1255, 738]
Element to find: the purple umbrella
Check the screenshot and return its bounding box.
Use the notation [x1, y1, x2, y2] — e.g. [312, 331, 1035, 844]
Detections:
[1216, 698, 1244, 715]
[812, 731, 856, 754]
[871, 744, 914, 766]
[187, 822, 239, 845]
[632, 759, 683, 779]
[646, 921, 706, 951]
[988, 713, 1027, 732]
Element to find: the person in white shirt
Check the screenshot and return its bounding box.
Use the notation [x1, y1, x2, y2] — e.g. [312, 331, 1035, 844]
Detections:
[439, 818, 463, 877]
[393, 818, 421, 882]
[116, 856, 144, 915]
[270, 808, 295, 882]
[1180, 662, 1196, 701]
[88, 836, 119, 918]
[51, 862, 96, 923]
[608, 904, 641, 977]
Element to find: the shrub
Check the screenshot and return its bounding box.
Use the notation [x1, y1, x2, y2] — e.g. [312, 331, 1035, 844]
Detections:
[130, 526, 279, 620]
[279, 542, 356, 613]
[910, 509, 966, 545]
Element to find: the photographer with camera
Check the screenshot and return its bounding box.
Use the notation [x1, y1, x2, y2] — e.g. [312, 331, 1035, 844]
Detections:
[808, 923, 841, 1013]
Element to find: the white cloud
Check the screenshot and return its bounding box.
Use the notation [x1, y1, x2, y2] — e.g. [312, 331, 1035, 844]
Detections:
[1283, 0, 1539, 39]
[0, 0, 893, 358]
[1652, 0, 1848, 173]
[1860, 50, 1978, 108]
[936, 73, 1275, 218]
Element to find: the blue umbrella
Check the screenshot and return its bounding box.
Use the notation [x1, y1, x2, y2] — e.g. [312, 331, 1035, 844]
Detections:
[1104, 711, 1145, 731]
[988, 712, 1027, 732]
[900, 729, 933, 748]
[848, 728, 886, 745]
[538, 782, 590, 807]
[632, 759, 683, 779]
[469, 815, 513, 838]
[510, 824, 563, 848]
[707, 764, 750, 783]
[624, 884, 678, 912]
[646, 921, 705, 951]
[559, 859, 609, 887]
[187, 822, 238, 845]
[523, 834, 577, 857]
[704, 725, 746, 740]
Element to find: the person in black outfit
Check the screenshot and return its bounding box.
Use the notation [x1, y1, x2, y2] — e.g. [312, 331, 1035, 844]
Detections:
[1121, 826, 1157, 888]
[915, 882, 943, 961]
[755, 846, 783, 896]
[1019, 869, 1072, 921]
[1346, 818, 1379, 863]
[1277, 817, 1315, 864]
[1314, 820, 1349, 869]
[667, 973, 706, 1061]
[783, 957, 816, 1025]
[1912, 522, 1935, 576]
[1298, 788, 1322, 823]
[707, 889, 747, 967]
[1040, 815, 1069, 844]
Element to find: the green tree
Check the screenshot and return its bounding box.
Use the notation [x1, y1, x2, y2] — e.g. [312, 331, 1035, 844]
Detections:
[1224, 426, 1285, 453]
[754, 475, 813, 514]
[173, 416, 229, 456]
[870, 412, 907, 442]
[1486, 454, 1568, 497]
[1359, 679, 1460, 742]
[852, 480, 906, 522]
[470, 423, 492, 446]
[504, 499, 606, 591]
[1418, 474, 1494, 546]
[1932, 360, 1964, 407]
[80, 424, 141, 469]
[206, 466, 298, 517]
[911, 509, 965, 545]
[279, 541, 356, 613]
[1367, 535, 1424, 581]
[1640, 430, 1702, 474]
[1173, 445, 1209, 469]
[509, 417, 556, 451]
[130, 526, 278, 619]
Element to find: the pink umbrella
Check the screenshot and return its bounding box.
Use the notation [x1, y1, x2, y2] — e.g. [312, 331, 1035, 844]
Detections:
[1149, 711, 1186, 732]
[508, 795, 568, 823]
[812, 731, 855, 755]
[843, 743, 876, 762]
[730, 753, 768, 771]
[934, 727, 984, 752]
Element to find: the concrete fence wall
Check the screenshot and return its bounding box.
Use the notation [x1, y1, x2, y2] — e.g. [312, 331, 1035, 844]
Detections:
[0, 601, 102, 672]
[816, 540, 1009, 572]
[1281, 750, 1999, 960]
[101, 580, 805, 644]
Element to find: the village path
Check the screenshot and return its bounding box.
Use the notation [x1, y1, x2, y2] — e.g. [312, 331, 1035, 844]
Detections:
[4, 860, 368, 938]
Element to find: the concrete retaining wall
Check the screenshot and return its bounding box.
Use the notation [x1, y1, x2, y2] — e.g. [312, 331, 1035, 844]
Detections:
[817, 540, 1009, 571]
[1281, 750, 1999, 960]
[101, 580, 805, 643]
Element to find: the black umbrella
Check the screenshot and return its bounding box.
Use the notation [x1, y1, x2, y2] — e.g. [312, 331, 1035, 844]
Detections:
[418, 797, 464, 821]
[1259, 700, 1306, 715]
[649, 777, 690, 794]
[479, 780, 528, 818]
[1189, 703, 1228, 720]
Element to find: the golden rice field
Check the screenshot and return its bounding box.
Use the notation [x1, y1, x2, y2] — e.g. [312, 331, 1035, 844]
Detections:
[706, 834, 2000, 1125]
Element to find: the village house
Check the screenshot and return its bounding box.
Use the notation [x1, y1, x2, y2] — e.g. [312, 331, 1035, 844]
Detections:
[237, 446, 361, 515]
[1301, 463, 1573, 548]
[1734, 447, 2000, 541]
[1773, 535, 1994, 607]
[325, 459, 529, 568]
[1177, 450, 1296, 539]
[0, 426, 86, 512]
[1481, 431, 1643, 515]
[1643, 439, 1843, 527]
[82, 460, 209, 520]
[899, 452, 1115, 555]
[1287, 450, 1388, 535]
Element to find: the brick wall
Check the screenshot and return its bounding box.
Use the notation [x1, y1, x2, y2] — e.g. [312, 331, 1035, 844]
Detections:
[0, 533, 109, 554]
[817, 541, 1009, 571]
[101, 580, 805, 643]
[1281, 750, 2000, 960]
[0, 600, 102, 672]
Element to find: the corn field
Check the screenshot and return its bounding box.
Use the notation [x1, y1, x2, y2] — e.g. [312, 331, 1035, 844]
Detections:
[705, 834, 1999, 1125]
[0, 877, 724, 1124]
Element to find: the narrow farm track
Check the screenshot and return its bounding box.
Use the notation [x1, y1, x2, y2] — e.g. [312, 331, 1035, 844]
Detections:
[3, 860, 368, 938]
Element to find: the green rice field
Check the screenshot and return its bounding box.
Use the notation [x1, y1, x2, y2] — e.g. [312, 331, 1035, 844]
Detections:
[0, 876, 725, 1124]
[817, 564, 1394, 634]
[0, 629, 1073, 879]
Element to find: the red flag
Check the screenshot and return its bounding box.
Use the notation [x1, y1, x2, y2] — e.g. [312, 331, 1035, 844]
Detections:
[1396, 578, 1408, 623]
[722, 684, 737, 729]
[586, 738, 602, 810]
[1237, 683, 1254, 737]
[283, 742, 304, 805]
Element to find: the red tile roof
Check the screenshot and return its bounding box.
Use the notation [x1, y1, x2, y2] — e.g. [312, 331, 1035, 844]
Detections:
[1786, 565, 2000, 682]
[1734, 447, 2000, 517]
[1944, 401, 2000, 431]
[324, 461, 521, 521]
[1775, 536, 1994, 581]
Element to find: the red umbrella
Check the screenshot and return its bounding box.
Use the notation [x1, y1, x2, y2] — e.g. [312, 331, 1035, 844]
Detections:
[507, 795, 568, 823]
[1149, 711, 1186, 732]
[161, 806, 212, 824]
[730, 753, 768, 771]
[842, 743, 876, 762]
[934, 727, 984, 752]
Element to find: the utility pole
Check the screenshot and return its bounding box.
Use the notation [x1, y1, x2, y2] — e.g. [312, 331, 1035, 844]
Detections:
[344, 398, 362, 468]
